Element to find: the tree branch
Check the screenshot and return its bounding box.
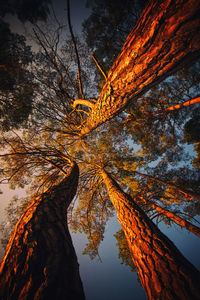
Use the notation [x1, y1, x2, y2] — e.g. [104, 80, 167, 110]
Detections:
[91, 53, 107, 80]
[73, 99, 95, 109]
[66, 0, 84, 99]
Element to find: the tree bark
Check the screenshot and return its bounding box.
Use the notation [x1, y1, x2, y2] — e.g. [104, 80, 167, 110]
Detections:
[138, 196, 200, 238]
[101, 169, 200, 300]
[73, 99, 95, 109]
[0, 162, 85, 300]
[163, 96, 200, 112]
[81, 0, 200, 136]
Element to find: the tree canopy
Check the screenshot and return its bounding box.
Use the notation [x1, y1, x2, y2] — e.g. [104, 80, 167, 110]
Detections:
[0, 0, 200, 298]
[0, 0, 51, 131]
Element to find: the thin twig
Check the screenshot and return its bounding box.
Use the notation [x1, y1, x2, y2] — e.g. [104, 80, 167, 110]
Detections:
[66, 0, 84, 99]
[91, 53, 107, 80]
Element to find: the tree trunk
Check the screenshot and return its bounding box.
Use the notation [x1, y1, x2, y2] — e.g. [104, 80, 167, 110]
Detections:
[0, 162, 85, 300]
[138, 196, 200, 238]
[81, 0, 200, 136]
[101, 169, 200, 300]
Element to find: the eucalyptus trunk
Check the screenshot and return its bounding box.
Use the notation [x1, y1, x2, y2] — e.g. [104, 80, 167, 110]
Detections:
[101, 169, 200, 300]
[0, 162, 85, 300]
[81, 0, 200, 136]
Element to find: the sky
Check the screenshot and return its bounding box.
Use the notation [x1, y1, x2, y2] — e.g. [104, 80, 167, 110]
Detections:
[52, 0, 91, 32]
[5, 0, 91, 36]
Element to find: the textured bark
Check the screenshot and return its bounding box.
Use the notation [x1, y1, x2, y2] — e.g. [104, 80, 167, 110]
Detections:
[139, 196, 200, 238]
[0, 162, 85, 300]
[81, 0, 200, 136]
[101, 169, 200, 300]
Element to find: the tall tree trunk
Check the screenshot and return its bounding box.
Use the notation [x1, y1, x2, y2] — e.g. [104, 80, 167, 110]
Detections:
[0, 162, 85, 300]
[101, 169, 200, 300]
[138, 196, 200, 238]
[81, 0, 200, 136]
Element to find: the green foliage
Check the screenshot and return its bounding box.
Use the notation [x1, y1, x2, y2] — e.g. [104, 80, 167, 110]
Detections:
[0, 20, 33, 130]
[83, 0, 146, 87]
[0, 0, 51, 130]
[184, 112, 200, 144]
[0, 195, 30, 249]
[184, 107, 200, 169]
[114, 229, 137, 273]
[124, 62, 200, 165]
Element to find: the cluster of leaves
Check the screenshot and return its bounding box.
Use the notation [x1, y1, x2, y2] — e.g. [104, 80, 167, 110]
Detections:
[124, 62, 200, 162]
[114, 229, 137, 273]
[83, 0, 147, 87]
[0, 20, 33, 131]
[0, 195, 30, 248]
[0, 0, 52, 131]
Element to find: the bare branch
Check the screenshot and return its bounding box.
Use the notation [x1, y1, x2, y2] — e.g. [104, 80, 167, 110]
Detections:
[66, 0, 84, 99]
[73, 99, 95, 109]
[91, 53, 107, 80]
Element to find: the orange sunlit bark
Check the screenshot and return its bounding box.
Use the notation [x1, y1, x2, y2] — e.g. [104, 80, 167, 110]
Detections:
[164, 96, 200, 111]
[73, 99, 95, 109]
[0, 162, 85, 300]
[81, 0, 200, 136]
[124, 96, 200, 125]
[138, 196, 200, 238]
[101, 169, 200, 299]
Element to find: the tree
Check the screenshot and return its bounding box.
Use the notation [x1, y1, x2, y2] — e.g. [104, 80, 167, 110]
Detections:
[0, 162, 85, 300]
[100, 168, 200, 299]
[114, 229, 137, 273]
[1, 2, 200, 298]
[24, 17, 98, 138]
[0, 20, 34, 131]
[80, 0, 200, 136]
[0, 0, 51, 131]
[137, 194, 200, 238]
[83, 0, 147, 88]
[184, 112, 200, 169]
[122, 61, 200, 162]
[133, 170, 200, 201]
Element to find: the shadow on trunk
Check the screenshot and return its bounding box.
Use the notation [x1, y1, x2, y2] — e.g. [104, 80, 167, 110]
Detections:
[0, 162, 85, 300]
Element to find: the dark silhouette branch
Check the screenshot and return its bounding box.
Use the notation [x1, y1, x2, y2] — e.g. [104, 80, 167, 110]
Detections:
[66, 0, 84, 99]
